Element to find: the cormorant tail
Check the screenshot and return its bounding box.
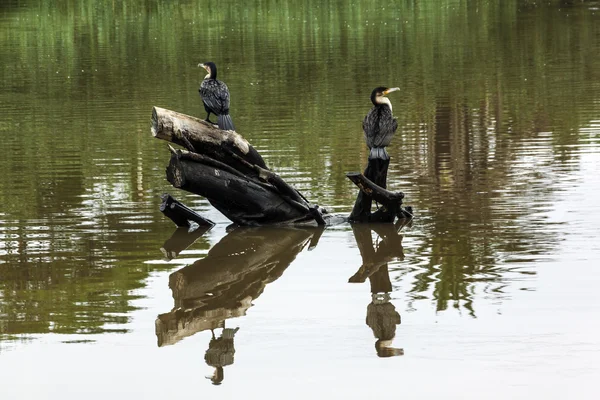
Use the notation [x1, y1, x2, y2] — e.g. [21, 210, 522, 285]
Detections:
[218, 114, 235, 131]
[368, 147, 390, 160]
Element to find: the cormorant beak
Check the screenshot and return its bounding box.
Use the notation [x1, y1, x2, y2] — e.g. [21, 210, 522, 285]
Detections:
[383, 87, 400, 96]
[198, 63, 206, 70]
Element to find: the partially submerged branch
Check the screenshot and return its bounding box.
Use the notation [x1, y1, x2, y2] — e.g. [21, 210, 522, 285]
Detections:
[153, 106, 328, 226]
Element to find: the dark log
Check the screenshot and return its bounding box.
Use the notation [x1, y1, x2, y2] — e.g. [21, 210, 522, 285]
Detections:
[347, 171, 405, 223]
[173, 147, 309, 209]
[159, 193, 215, 228]
[152, 106, 330, 226]
[166, 151, 315, 226]
[155, 226, 316, 347]
[166, 148, 331, 226]
[349, 157, 391, 222]
[152, 106, 267, 175]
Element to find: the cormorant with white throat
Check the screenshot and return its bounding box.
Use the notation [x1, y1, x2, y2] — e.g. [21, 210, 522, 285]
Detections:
[198, 62, 235, 131]
[363, 86, 400, 159]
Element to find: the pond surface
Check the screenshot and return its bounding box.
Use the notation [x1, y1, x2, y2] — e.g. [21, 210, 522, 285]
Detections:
[1, 0, 600, 398]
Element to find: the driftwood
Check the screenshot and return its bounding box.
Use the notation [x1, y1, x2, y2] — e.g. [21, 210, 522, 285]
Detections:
[166, 147, 318, 226]
[159, 193, 215, 228]
[349, 157, 391, 221]
[152, 107, 267, 173]
[155, 226, 318, 347]
[153, 107, 329, 226]
[152, 106, 412, 226]
[347, 171, 411, 223]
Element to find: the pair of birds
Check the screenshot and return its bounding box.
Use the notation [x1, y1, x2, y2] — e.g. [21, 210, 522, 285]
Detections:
[198, 62, 399, 159]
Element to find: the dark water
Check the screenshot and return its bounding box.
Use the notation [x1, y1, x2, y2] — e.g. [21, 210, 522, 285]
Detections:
[1, 0, 600, 398]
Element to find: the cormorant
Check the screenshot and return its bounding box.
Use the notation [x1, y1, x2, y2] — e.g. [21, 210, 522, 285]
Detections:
[198, 62, 235, 131]
[363, 86, 400, 159]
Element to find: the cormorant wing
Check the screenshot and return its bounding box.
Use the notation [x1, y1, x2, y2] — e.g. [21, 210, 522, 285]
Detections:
[199, 79, 231, 115]
[364, 106, 398, 148]
[363, 106, 398, 148]
[376, 116, 398, 147]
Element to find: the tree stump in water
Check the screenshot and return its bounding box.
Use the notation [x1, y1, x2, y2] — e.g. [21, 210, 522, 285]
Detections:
[153, 106, 329, 226]
[152, 106, 411, 226]
[347, 153, 412, 223]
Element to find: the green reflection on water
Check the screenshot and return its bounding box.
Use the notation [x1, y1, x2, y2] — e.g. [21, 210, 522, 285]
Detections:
[1, 0, 600, 338]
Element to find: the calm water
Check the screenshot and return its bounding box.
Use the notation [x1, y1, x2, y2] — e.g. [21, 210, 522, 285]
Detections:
[1, 0, 600, 398]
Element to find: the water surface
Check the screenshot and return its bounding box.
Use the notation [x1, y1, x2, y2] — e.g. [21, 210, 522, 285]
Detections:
[1, 1, 600, 398]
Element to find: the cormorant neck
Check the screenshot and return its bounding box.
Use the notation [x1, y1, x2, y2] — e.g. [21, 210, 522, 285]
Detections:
[376, 97, 392, 113]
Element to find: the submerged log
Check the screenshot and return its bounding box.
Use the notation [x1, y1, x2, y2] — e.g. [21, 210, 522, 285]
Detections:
[159, 193, 215, 228]
[166, 148, 317, 226]
[347, 171, 406, 223]
[152, 106, 410, 226]
[350, 157, 391, 222]
[153, 106, 329, 226]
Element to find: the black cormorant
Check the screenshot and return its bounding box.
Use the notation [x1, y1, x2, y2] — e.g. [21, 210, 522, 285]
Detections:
[198, 62, 235, 131]
[363, 86, 400, 159]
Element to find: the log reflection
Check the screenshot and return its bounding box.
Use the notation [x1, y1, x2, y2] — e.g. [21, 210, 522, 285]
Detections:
[160, 225, 213, 261]
[349, 223, 406, 357]
[156, 226, 321, 381]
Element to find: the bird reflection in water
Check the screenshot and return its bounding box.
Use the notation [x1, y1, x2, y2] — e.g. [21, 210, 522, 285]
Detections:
[349, 222, 408, 357]
[205, 327, 239, 385]
[156, 225, 323, 384]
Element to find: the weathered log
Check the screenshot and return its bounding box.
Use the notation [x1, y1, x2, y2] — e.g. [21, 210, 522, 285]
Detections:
[171, 147, 310, 209]
[152, 106, 268, 174]
[153, 106, 329, 226]
[166, 150, 317, 226]
[155, 226, 316, 347]
[349, 157, 391, 222]
[347, 171, 405, 223]
[159, 193, 215, 228]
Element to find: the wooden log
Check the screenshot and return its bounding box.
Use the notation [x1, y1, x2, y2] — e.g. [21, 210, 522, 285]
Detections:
[152, 106, 267, 175]
[347, 172, 404, 223]
[153, 107, 333, 226]
[349, 157, 391, 222]
[172, 147, 310, 208]
[166, 149, 323, 226]
[159, 193, 215, 228]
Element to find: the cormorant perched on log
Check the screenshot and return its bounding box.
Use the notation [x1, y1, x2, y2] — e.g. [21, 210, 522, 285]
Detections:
[363, 87, 400, 159]
[198, 62, 236, 131]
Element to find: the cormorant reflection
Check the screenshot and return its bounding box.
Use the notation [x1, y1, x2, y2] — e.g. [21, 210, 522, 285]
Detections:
[156, 226, 322, 383]
[349, 222, 406, 357]
[205, 327, 239, 385]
